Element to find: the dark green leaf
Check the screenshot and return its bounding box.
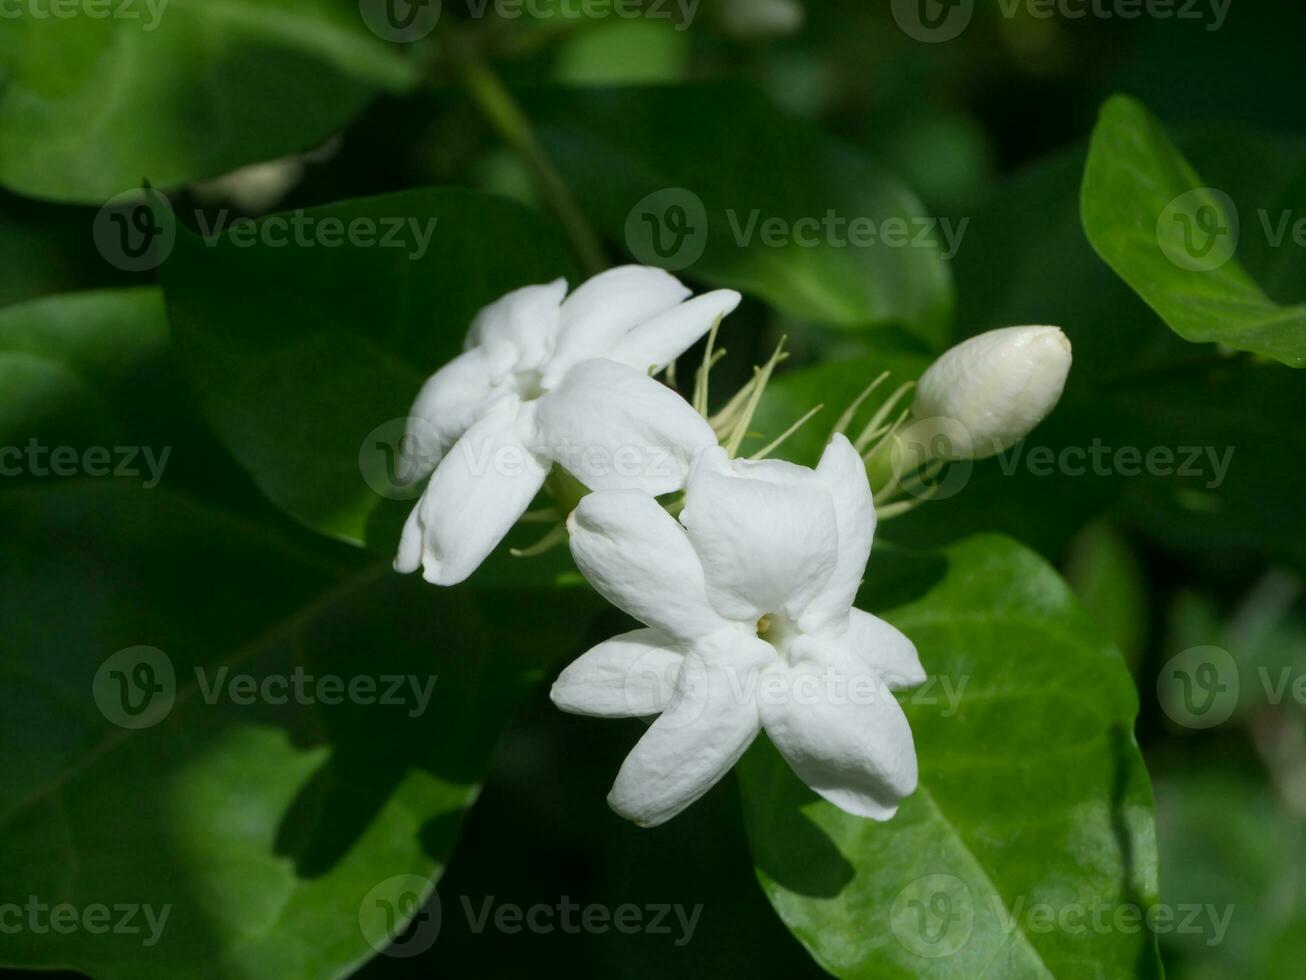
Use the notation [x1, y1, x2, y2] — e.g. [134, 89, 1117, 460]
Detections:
[0, 481, 599, 979]
[159, 187, 574, 551]
[529, 82, 955, 344]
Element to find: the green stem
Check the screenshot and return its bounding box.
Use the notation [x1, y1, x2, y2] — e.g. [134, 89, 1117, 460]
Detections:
[457, 50, 607, 277]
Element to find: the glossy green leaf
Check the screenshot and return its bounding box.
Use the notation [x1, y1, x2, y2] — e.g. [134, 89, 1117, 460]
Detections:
[0, 481, 599, 980]
[159, 187, 574, 552]
[0, 1, 418, 203]
[529, 82, 955, 344]
[1082, 95, 1306, 367]
[740, 535, 1161, 979]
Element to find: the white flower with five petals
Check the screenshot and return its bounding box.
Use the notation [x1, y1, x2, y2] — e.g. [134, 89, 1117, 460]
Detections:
[552, 434, 924, 827]
[394, 266, 741, 585]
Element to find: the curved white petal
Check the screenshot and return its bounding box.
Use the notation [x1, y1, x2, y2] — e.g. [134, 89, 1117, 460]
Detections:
[398, 347, 498, 485]
[608, 636, 770, 827]
[566, 490, 729, 645]
[608, 290, 742, 375]
[829, 609, 925, 690]
[548, 266, 689, 376]
[536, 359, 717, 495]
[798, 434, 876, 631]
[550, 628, 684, 718]
[759, 645, 918, 821]
[681, 448, 839, 623]
[394, 401, 547, 586]
[464, 279, 568, 374]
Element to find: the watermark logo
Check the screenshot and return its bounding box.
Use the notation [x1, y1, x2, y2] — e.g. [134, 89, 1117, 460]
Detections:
[889, 417, 976, 502]
[892, 874, 974, 958]
[1157, 645, 1239, 729]
[93, 648, 438, 728]
[359, 417, 441, 501]
[1158, 188, 1239, 272]
[624, 187, 968, 271]
[891, 0, 974, 42]
[359, 0, 441, 41]
[93, 646, 177, 730]
[93, 189, 177, 272]
[625, 187, 709, 272]
[360, 874, 443, 957]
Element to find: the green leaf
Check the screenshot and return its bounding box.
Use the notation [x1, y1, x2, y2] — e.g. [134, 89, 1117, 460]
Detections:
[159, 187, 574, 551]
[0, 481, 599, 980]
[0, 1, 418, 203]
[0, 287, 170, 450]
[528, 82, 955, 344]
[740, 535, 1161, 979]
[1082, 95, 1306, 368]
[0, 192, 127, 308]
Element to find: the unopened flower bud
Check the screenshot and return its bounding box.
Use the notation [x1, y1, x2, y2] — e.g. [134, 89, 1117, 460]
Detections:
[910, 325, 1072, 460]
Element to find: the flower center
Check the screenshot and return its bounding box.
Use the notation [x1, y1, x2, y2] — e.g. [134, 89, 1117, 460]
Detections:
[756, 612, 797, 660]
[511, 369, 546, 402]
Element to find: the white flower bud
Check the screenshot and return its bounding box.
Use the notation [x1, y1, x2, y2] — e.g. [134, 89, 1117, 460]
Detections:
[910, 325, 1072, 460]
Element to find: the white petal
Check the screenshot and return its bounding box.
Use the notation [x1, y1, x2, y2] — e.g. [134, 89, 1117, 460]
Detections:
[681, 448, 839, 623]
[831, 609, 925, 690]
[465, 279, 568, 374]
[548, 266, 689, 376]
[398, 347, 498, 485]
[566, 490, 729, 645]
[550, 628, 684, 718]
[608, 290, 742, 375]
[608, 635, 771, 827]
[536, 358, 717, 495]
[759, 643, 918, 821]
[798, 434, 876, 631]
[394, 401, 547, 586]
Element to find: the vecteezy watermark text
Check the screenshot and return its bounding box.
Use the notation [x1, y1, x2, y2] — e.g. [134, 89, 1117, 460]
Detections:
[624, 187, 968, 271]
[93, 646, 438, 730]
[996, 440, 1235, 489]
[0, 441, 170, 488]
[192, 211, 439, 260]
[891, 0, 1228, 44]
[93, 190, 442, 272]
[891, 874, 1234, 958]
[359, 0, 700, 44]
[0, 898, 171, 947]
[0, 0, 168, 29]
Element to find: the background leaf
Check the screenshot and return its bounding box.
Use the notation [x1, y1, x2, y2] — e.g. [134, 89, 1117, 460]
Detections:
[0, 0, 417, 203]
[528, 82, 955, 345]
[159, 187, 574, 552]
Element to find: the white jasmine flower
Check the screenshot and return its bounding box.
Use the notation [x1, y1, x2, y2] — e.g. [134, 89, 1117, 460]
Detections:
[911, 325, 1072, 460]
[395, 266, 741, 585]
[552, 434, 924, 827]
